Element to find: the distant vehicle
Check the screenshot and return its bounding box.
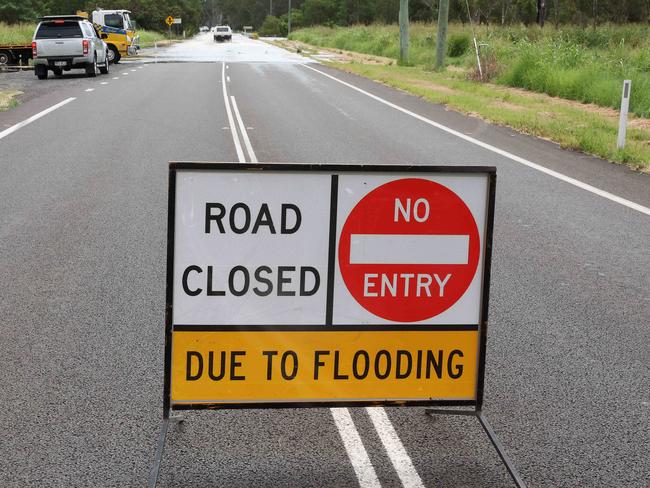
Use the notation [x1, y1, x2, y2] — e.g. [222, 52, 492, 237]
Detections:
[32, 16, 110, 79]
[77, 9, 139, 63]
[214, 26, 232, 42]
[199, 26, 209, 32]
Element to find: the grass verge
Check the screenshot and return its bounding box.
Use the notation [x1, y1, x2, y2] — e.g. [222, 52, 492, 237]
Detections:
[291, 24, 650, 119]
[274, 39, 649, 170]
[0, 23, 176, 49]
[338, 63, 650, 171]
[0, 90, 22, 111]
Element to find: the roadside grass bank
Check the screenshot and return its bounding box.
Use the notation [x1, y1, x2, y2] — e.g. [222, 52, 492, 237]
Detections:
[0, 22, 179, 49]
[0, 90, 22, 111]
[340, 61, 650, 171]
[291, 23, 650, 119]
[138, 31, 184, 48]
[280, 31, 650, 170]
[0, 23, 34, 44]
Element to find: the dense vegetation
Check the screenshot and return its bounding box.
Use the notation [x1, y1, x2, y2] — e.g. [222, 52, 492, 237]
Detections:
[0, 0, 205, 33]
[2, 1, 650, 33]
[292, 23, 650, 118]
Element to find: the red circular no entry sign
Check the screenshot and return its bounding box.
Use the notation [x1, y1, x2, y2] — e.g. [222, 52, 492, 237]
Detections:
[338, 178, 480, 322]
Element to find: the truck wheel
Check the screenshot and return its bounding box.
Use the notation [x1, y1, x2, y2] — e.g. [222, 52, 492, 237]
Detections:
[86, 54, 98, 77]
[0, 50, 12, 66]
[107, 45, 120, 64]
[35, 65, 47, 79]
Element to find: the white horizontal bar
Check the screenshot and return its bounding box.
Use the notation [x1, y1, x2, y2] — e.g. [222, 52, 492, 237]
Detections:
[349, 234, 469, 265]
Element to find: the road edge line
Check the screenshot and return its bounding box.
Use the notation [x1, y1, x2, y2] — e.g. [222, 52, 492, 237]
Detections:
[231, 96, 258, 162]
[222, 62, 245, 163]
[0, 97, 76, 141]
[301, 64, 650, 217]
[330, 407, 382, 488]
[366, 407, 425, 488]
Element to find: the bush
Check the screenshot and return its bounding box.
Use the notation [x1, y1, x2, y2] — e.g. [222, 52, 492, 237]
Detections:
[447, 33, 470, 57]
[259, 15, 286, 37]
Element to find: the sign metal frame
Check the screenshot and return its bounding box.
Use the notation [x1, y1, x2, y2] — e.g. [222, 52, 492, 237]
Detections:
[163, 162, 496, 416]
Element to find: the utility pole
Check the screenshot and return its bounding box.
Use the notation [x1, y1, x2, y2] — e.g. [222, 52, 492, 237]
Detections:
[435, 0, 450, 70]
[288, 0, 292, 37]
[398, 0, 409, 64]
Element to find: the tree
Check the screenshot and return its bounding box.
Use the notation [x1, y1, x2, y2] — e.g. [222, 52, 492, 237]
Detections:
[537, 0, 546, 26]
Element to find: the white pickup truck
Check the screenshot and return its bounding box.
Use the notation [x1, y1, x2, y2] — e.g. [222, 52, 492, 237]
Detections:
[32, 15, 110, 79]
[213, 26, 232, 42]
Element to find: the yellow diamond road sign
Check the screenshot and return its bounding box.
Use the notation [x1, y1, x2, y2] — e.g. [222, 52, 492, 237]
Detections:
[165, 16, 174, 26]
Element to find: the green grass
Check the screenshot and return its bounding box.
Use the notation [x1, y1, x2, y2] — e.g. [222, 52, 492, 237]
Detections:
[291, 23, 650, 118]
[138, 30, 180, 48]
[0, 22, 172, 49]
[322, 62, 650, 170]
[0, 90, 22, 111]
[0, 22, 35, 45]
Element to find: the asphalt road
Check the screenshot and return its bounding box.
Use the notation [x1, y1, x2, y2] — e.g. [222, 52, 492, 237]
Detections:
[0, 33, 648, 488]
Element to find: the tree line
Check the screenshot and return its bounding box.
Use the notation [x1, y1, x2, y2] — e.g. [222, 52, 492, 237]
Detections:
[2, 0, 649, 31]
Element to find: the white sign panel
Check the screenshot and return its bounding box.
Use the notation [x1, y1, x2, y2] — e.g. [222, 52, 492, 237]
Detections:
[171, 165, 493, 327]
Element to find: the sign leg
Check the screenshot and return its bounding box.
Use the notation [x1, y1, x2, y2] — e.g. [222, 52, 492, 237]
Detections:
[148, 418, 170, 488]
[424, 408, 527, 488]
[476, 411, 527, 488]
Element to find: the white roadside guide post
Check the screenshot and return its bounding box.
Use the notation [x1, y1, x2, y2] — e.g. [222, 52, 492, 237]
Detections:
[617, 80, 632, 149]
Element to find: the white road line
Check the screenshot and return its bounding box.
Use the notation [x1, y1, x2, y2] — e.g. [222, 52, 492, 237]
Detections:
[131, 69, 137, 72]
[366, 407, 425, 488]
[219, 70, 380, 488]
[222, 62, 245, 162]
[302, 64, 650, 217]
[0, 97, 75, 141]
[123, 72, 129, 75]
[100, 82, 108, 85]
[227, 75, 231, 82]
[331, 408, 381, 488]
[230, 96, 258, 162]
[112, 77, 119, 80]
[85, 88, 94, 92]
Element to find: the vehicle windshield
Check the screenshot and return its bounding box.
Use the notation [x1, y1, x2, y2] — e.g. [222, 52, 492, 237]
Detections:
[124, 13, 134, 30]
[104, 13, 124, 29]
[35, 21, 83, 39]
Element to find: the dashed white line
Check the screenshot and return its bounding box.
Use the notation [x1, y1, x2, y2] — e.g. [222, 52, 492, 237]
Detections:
[100, 82, 108, 85]
[0, 97, 76, 141]
[221, 61, 245, 162]
[302, 64, 650, 217]
[227, 75, 231, 83]
[85, 88, 94, 92]
[131, 69, 137, 72]
[331, 408, 381, 488]
[366, 407, 425, 488]
[230, 96, 257, 162]
[123, 72, 129, 76]
[112, 77, 119, 80]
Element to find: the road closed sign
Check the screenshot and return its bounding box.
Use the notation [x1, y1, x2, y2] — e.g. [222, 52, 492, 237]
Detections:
[164, 163, 495, 410]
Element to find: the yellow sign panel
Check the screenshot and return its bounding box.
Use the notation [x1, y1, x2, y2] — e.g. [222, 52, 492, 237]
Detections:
[165, 16, 174, 26]
[171, 330, 478, 405]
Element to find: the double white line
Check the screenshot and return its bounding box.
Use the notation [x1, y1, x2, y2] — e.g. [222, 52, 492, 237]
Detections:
[221, 62, 257, 163]
[218, 61, 422, 487]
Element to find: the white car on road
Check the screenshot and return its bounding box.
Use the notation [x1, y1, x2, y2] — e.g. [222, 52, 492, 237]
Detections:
[213, 26, 232, 42]
[32, 15, 109, 79]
